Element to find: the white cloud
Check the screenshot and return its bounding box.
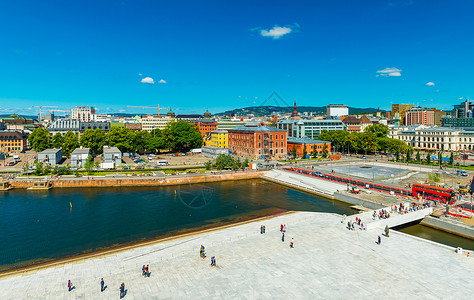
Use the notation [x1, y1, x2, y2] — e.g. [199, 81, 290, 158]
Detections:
[141, 77, 154, 84]
[260, 26, 292, 39]
[426, 82, 435, 86]
[376, 67, 402, 77]
[138, 73, 142, 76]
[158, 79, 166, 84]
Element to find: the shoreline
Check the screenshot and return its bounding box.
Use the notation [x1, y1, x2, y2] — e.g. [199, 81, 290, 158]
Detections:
[0, 208, 291, 278]
[6, 171, 268, 189]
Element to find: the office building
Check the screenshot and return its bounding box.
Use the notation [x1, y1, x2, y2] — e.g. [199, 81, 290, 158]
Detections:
[276, 119, 346, 139]
[326, 105, 349, 117]
[391, 104, 414, 125]
[71, 106, 96, 122]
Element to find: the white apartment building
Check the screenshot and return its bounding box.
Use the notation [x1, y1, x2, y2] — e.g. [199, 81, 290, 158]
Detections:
[326, 104, 349, 117]
[71, 106, 96, 122]
[389, 125, 474, 151]
[139, 115, 175, 132]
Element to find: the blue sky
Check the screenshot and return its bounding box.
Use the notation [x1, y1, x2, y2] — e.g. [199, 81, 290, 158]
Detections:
[0, 0, 473, 116]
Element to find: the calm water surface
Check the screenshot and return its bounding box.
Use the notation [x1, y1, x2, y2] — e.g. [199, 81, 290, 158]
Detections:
[0, 179, 473, 271]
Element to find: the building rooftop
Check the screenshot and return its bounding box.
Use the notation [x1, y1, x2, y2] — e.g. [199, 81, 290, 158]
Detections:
[287, 137, 330, 144]
[71, 147, 91, 155]
[38, 148, 62, 154]
[103, 146, 121, 154]
[211, 130, 228, 133]
[176, 114, 204, 119]
[229, 122, 285, 133]
[0, 131, 27, 139]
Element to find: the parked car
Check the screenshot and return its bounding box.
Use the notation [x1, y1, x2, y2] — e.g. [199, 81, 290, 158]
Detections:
[457, 170, 468, 176]
[123, 166, 131, 170]
[157, 160, 170, 166]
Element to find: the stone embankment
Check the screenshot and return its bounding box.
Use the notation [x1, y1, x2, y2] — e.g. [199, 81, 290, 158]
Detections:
[10, 171, 267, 189]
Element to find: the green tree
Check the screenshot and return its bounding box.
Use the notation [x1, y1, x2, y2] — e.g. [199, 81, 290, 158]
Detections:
[204, 160, 212, 170]
[438, 151, 443, 168]
[134, 130, 151, 153]
[107, 127, 136, 153]
[162, 121, 203, 152]
[450, 151, 454, 167]
[62, 131, 80, 157]
[242, 158, 249, 168]
[311, 145, 318, 158]
[364, 124, 389, 138]
[406, 149, 412, 162]
[147, 129, 166, 153]
[84, 155, 94, 175]
[52, 133, 64, 149]
[233, 158, 242, 170]
[28, 128, 51, 152]
[322, 143, 328, 158]
[80, 129, 106, 154]
[34, 161, 44, 176]
[22, 161, 29, 172]
[416, 150, 421, 162]
[44, 164, 52, 175]
[291, 144, 297, 158]
[426, 152, 431, 164]
[396, 149, 400, 162]
[214, 154, 234, 170]
[302, 145, 307, 159]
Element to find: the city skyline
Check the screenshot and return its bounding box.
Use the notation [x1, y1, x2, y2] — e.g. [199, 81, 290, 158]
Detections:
[1, 0, 474, 115]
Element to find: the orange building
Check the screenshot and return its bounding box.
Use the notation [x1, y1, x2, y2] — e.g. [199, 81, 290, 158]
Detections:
[193, 119, 218, 138]
[228, 122, 287, 159]
[287, 137, 331, 158]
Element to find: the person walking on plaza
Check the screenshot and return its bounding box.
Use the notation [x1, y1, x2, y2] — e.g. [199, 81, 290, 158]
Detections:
[282, 232, 285, 242]
[67, 280, 73, 292]
[290, 238, 294, 248]
[280, 224, 283, 232]
[263, 225, 265, 234]
[146, 264, 150, 277]
[101, 278, 104, 292]
[119, 282, 125, 298]
[260, 225, 263, 234]
[142, 265, 146, 277]
[377, 235, 381, 245]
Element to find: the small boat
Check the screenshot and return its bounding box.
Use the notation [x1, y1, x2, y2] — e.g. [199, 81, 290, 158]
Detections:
[0, 181, 13, 191]
[27, 181, 52, 190]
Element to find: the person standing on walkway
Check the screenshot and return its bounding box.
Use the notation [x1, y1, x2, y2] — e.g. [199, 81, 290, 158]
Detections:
[280, 224, 283, 232]
[120, 282, 125, 298]
[263, 225, 265, 234]
[146, 265, 150, 277]
[282, 232, 285, 242]
[290, 238, 294, 248]
[377, 235, 381, 245]
[142, 265, 146, 277]
[260, 225, 263, 234]
[101, 278, 104, 292]
[68, 280, 73, 292]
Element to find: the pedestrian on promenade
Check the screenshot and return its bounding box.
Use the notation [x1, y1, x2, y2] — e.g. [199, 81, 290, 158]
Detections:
[200, 245, 206, 259]
[119, 282, 125, 298]
[283, 224, 287, 232]
[211, 256, 216, 266]
[290, 238, 294, 248]
[280, 224, 283, 232]
[260, 225, 263, 234]
[142, 265, 146, 276]
[377, 235, 381, 245]
[67, 280, 74, 292]
[263, 225, 266, 233]
[282, 232, 285, 242]
[146, 265, 150, 277]
[101, 278, 104, 292]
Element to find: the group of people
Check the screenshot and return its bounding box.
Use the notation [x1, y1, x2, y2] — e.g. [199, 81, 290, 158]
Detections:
[373, 209, 391, 220]
[200, 245, 216, 266]
[142, 264, 151, 277]
[347, 217, 364, 231]
[279, 224, 295, 248]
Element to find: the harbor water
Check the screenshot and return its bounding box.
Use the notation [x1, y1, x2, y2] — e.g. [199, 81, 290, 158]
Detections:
[0, 179, 473, 271]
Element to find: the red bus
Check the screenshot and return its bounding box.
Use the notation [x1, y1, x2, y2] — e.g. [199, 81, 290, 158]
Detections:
[412, 184, 455, 204]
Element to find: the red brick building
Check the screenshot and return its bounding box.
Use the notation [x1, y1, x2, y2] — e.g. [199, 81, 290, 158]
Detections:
[228, 122, 287, 159]
[286, 137, 331, 158]
[193, 119, 217, 137]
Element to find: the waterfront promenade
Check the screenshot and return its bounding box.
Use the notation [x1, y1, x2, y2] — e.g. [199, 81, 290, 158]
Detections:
[1, 212, 472, 299]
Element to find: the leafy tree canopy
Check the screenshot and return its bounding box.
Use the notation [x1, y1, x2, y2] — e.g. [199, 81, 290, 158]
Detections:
[28, 128, 51, 152]
[162, 121, 203, 152]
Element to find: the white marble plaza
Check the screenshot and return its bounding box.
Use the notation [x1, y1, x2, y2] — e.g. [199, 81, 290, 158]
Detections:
[1, 211, 473, 299]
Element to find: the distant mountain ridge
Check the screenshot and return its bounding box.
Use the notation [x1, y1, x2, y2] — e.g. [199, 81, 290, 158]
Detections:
[216, 106, 384, 117]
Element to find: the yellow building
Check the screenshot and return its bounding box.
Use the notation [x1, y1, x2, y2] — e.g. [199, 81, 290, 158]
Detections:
[208, 130, 228, 148]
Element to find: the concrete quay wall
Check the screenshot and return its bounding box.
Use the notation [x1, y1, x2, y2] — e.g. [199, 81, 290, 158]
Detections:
[11, 171, 267, 189]
[421, 216, 474, 240]
[333, 192, 385, 210]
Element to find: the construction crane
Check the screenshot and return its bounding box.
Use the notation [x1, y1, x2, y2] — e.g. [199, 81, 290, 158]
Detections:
[32, 105, 58, 121]
[127, 105, 170, 116]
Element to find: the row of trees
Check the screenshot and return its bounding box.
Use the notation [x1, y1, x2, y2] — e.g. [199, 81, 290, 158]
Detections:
[317, 124, 412, 155]
[205, 155, 250, 170]
[28, 121, 203, 156]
